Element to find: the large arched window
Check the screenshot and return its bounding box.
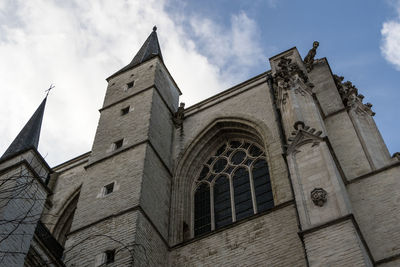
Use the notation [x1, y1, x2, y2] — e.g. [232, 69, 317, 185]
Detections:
[193, 139, 274, 237]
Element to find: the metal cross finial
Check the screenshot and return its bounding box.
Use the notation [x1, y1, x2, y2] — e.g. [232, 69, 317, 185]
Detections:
[45, 84, 55, 97]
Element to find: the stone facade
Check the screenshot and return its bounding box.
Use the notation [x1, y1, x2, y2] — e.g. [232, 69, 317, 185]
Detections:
[1, 30, 399, 266]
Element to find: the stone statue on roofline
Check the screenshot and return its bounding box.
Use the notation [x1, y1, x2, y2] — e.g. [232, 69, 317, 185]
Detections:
[304, 41, 319, 72]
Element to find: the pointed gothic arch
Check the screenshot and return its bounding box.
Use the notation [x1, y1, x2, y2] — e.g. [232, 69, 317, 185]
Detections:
[52, 187, 81, 247]
[169, 117, 278, 245]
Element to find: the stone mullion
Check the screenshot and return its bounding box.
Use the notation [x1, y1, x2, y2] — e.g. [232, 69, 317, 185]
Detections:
[210, 183, 215, 231]
[248, 165, 258, 214]
[229, 176, 236, 222]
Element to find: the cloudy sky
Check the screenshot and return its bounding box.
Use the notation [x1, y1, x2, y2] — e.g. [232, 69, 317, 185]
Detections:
[0, 0, 399, 167]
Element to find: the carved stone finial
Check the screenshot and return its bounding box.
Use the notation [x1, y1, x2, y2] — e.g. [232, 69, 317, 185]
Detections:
[311, 188, 327, 207]
[153, 25, 157, 32]
[303, 41, 319, 72]
[392, 152, 400, 161]
[173, 102, 185, 127]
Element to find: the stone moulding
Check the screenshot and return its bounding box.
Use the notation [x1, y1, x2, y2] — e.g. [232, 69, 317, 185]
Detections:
[286, 121, 323, 155]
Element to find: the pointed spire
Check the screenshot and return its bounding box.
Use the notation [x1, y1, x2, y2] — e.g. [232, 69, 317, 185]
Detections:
[1, 97, 47, 160]
[108, 26, 163, 80]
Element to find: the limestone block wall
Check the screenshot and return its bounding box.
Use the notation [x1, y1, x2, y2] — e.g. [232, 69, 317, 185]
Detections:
[103, 58, 157, 108]
[154, 60, 180, 112]
[309, 59, 344, 116]
[348, 166, 400, 262]
[304, 219, 372, 267]
[141, 144, 171, 240]
[65, 210, 139, 266]
[310, 58, 391, 179]
[148, 87, 175, 169]
[287, 141, 351, 230]
[42, 154, 89, 232]
[324, 111, 371, 179]
[134, 211, 169, 266]
[71, 144, 146, 231]
[0, 151, 50, 267]
[89, 88, 153, 164]
[64, 209, 168, 267]
[348, 109, 391, 170]
[169, 204, 306, 266]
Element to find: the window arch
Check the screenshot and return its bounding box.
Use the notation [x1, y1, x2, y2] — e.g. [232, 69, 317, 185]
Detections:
[193, 139, 274, 236]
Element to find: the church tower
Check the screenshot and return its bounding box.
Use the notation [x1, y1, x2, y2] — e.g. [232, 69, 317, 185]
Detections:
[0, 97, 52, 266]
[64, 27, 181, 266]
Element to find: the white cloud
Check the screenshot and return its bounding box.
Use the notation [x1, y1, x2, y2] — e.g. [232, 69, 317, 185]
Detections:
[0, 0, 265, 166]
[381, 1, 400, 70]
[189, 12, 265, 82]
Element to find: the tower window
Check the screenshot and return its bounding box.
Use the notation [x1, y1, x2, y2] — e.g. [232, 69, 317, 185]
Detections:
[114, 139, 123, 150]
[127, 81, 134, 89]
[193, 139, 274, 237]
[121, 106, 130, 115]
[105, 249, 115, 264]
[104, 183, 114, 195]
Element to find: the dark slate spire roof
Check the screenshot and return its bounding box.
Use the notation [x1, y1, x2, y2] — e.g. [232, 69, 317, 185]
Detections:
[1, 97, 47, 160]
[108, 26, 163, 80]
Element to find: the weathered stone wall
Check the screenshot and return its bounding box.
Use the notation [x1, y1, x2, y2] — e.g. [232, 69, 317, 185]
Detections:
[304, 219, 373, 266]
[349, 110, 392, 170]
[141, 144, 171, 240]
[65, 210, 138, 266]
[89, 88, 153, 164]
[0, 151, 50, 267]
[103, 58, 157, 108]
[348, 165, 400, 262]
[324, 111, 371, 179]
[42, 154, 88, 232]
[71, 144, 146, 231]
[169, 204, 306, 266]
[148, 87, 175, 169]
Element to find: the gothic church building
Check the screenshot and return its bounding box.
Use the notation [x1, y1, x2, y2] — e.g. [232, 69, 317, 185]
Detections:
[1, 27, 400, 266]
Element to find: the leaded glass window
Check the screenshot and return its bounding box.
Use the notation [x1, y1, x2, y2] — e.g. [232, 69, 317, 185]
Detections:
[193, 139, 274, 237]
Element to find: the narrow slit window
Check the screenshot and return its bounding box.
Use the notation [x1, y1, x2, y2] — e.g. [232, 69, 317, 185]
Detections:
[104, 183, 114, 195]
[121, 106, 130, 115]
[114, 139, 123, 150]
[127, 81, 134, 89]
[105, 249, 115, 264]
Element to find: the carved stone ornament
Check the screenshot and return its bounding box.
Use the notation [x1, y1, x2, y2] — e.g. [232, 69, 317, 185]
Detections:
[311, 188, 327, 207]
[392, 152, 400, 161]
[272, 56, 314, 107]
[286, 121, 323, 155]
[173, 102, 185, 127]
[333, 74, 375, 116]
[303, 41, 319, 72]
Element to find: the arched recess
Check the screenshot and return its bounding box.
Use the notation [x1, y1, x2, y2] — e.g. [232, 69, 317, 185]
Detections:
[52, 188, 81, 247]
[169, 117, 278, 245]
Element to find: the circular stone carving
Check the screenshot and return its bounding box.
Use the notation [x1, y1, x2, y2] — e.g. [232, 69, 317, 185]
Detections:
[311, 188, 327, 207]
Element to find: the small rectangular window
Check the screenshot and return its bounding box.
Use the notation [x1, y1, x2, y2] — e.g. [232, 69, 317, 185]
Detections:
[105, 249, 115, 264]
[104, 183, 114, 195]
[114, 139, 123, 150]
[121, 106, 130, 115]
[127, 81, 134, 89]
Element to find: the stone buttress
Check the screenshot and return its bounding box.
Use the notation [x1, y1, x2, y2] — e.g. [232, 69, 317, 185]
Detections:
[269, 48, 374, 266]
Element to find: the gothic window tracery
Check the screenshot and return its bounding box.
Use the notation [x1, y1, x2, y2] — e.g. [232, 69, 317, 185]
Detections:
[193, 139, 274, 237]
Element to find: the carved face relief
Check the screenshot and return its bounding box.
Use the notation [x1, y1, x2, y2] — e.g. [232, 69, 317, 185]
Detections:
[311, 188, 327, 207]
